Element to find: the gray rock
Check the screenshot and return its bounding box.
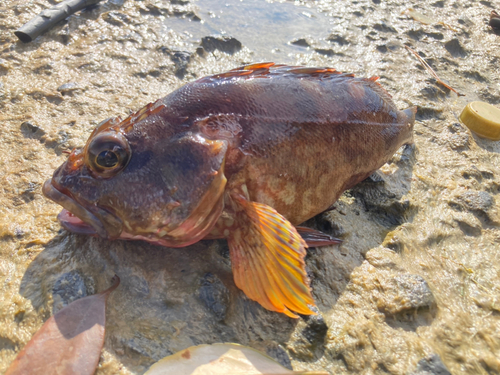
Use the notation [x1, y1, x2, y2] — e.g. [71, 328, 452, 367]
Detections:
[52, 270, 89, 313]
[451, 191, 494, 213]
[410, 354, 452, 375]
[444, 38, 468, 58]
[290, 38, 311, 47]
[200, 36, 242, 55]
[393, 274, 435, 311]
[301, 307, 328, 345]
[379, 274, 435, 315]
[198, 272, 229, 321]
[57, 82, 82, 96]
[20, 121, 46, 138]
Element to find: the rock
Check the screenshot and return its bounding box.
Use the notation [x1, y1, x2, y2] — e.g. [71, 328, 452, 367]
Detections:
[102, 11, 132, 26]
[327, 34, 350, 45]
[52, 270, 91, 313]
[200, 36, 242, 55]
[198, 272, 229, 321]
[170, 51, 191, 78]
[290, 38, 311, 47]
[301, 307, 328, 346]
[378, 274, 435, 315]
[20, 121, 46, 138]
[373, 22, 397, 33]
[410, 354, 452, 375]
[351, 182, 412, 227]
[450, 191, 494, 213]
[57, 82, 83, 96]
[444, 38, 467, 58]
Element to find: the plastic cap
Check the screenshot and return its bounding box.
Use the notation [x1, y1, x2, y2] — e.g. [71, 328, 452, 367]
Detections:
[460, 101, 500, 141]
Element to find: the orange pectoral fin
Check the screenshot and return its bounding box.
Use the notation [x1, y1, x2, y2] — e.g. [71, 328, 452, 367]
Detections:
[227, 194, 317, 318]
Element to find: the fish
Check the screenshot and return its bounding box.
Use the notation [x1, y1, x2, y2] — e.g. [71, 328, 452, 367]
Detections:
[43, 62, 416, 318]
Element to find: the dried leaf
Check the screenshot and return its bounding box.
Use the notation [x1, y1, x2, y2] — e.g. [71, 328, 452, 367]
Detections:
[145, 343, 329, 375]
[405, 8, 457, 31]
[6, 275, 120, 375]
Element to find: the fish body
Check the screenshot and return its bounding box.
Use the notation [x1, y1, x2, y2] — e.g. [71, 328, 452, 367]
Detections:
[43, 63, 415, 317]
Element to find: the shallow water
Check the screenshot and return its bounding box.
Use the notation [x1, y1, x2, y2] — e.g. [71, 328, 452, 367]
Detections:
[166, 0, 333, 61]
[1, 0, 500, 374]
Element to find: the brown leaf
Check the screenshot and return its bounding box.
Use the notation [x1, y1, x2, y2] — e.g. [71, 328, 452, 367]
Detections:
[6, 275, 120, 375]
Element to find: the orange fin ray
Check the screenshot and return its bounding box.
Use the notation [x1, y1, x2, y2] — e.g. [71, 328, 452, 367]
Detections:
[228, 194, 316, 318]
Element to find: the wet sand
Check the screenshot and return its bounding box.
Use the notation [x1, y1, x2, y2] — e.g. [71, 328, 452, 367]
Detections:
[0, 0, 500, 374]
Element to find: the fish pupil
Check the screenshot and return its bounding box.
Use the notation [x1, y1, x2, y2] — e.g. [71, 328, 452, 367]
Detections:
[96, 150, 118, 168]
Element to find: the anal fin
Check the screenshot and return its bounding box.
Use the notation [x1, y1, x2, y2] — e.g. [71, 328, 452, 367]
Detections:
[228, 193, 316, 318]
[296, 226, 342, 247]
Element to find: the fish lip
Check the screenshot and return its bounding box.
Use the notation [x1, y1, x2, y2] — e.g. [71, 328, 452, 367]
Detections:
[42, 178, 115, 239]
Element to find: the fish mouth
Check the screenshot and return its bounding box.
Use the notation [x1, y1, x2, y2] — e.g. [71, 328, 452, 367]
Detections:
[43, 166, 226, 247]
[42, 178, 122, 239]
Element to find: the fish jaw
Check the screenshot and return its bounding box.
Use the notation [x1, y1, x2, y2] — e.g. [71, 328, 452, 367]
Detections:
[43, 178, 122, 239]
[43, 162, 227, 248]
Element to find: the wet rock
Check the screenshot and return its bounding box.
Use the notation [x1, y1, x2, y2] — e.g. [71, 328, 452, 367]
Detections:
[20, 121, 46, 139]
[52, 270, 90, 313]
[301, 307, 328, 346]
[410, 354, 452, 375]
[314, 48, 336, 56]
[57, 82, 83, 96]
[327, 34, 350, 45]
[102, 11, 131, 26]
[444, 38, 467, 57]
[200, 36, 242, 54]
[290, 38, 311, 47]
[373, 22, 397, 33]
[170, 51, 191, 78]
[351, 182, 411, 227]
[378, 274, 435, 315]
[198, 272, 229, 321]
[251, 341, 292, 370]
[451, 191, 494, 213]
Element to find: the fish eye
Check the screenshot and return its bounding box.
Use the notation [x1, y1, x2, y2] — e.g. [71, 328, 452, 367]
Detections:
[85, 132, 131, 177]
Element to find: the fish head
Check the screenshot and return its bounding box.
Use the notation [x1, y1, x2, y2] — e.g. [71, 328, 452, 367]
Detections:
[43, 115, 228, 247]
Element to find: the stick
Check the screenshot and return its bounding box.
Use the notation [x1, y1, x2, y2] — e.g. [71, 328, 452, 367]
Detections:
[405, 45, 465, 96]
[14, 0, 104, 43]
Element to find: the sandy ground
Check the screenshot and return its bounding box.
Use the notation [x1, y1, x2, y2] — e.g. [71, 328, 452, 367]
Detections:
[1, 0, 500, 374]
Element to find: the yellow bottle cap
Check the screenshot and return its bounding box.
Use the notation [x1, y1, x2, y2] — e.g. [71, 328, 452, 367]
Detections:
[460, 101, 500, 141]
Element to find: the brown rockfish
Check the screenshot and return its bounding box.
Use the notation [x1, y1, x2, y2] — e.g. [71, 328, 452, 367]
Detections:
[43, 63, 415, 318]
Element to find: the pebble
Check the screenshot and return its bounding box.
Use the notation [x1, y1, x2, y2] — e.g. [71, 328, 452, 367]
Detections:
[200, 36, 242, 55]
[410, 354, 452, 375]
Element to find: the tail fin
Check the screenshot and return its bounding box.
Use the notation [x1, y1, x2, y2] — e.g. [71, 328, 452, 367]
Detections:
[401, 106, 417, 145]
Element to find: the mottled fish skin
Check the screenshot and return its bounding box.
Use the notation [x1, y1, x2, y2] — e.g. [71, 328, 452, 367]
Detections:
[156, 64, 415, 227]
[43, 63, 415, 317]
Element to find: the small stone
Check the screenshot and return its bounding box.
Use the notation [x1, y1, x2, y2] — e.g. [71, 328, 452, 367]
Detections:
[452, 191, 494, 213]
[379, 274, 435, 315]
[57, 82, 82, 96]
[444, 38, 467, 58]
[52, 271, 89, 313]
[327, 34, 350, 45]
[102, 11, 131, 26]
[200, 36, 242, 55]
[410, 354, 452, 375]
[373, 22, 397, 33]
[198, 272, 229, 321]
[290, 38, 311, 47]
[20, 121, 45, 138]
[301, 307, 328, 345]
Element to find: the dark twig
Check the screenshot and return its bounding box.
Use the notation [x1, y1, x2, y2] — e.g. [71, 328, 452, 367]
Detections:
[15, 0, 105, 43]
[405, 45, 465, 96]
